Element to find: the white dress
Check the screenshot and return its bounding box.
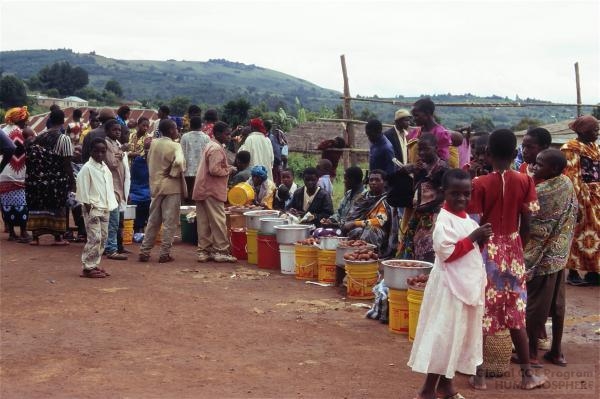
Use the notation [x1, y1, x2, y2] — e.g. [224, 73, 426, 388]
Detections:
[407, 208, 486, 378]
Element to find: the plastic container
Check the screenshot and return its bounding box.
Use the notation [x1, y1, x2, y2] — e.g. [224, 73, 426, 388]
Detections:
[407, 288, 425, 341]
[124, 204, 137, 220]
[279, 244, 295, 275]
[274, 224, 311, 244]
[295, 244, 318, 280]
[335, 243, 376, 266]
[122, 219, 134, 245]
[344, 260, 379, 299]
[180, 205, 196, 215]
[381, 260, 433, 290]
[388, 288, 409, 335]
[317, 249, 337, 283]
[246, 229, 258, 265]
[180, 214, 198, 245]
[228, 182, 255, 206]
[319, 236, 347, 250]
[257, 234, 280, 270]
[230, 228, 247, 260]
[244, 210, 280, 230]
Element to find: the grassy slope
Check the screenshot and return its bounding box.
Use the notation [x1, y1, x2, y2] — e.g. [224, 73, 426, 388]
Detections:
[1, 49, 592, 127]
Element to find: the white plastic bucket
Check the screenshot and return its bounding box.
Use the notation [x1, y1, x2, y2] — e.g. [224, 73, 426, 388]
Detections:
[279, 244, 296, 275]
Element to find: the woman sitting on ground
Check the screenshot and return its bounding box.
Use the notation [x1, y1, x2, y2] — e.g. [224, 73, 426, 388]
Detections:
[342, 169, 396, 259]
[247, 165, 276, 209]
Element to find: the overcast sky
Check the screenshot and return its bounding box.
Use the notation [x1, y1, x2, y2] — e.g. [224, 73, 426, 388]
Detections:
[1, 0, 599, 103]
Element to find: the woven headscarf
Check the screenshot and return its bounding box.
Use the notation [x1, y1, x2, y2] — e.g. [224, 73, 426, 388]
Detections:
[250, 118, 267, 135]
[250, 165, 268, 180]
[568, 115, 599, 134]
[4, 106, 29, 124]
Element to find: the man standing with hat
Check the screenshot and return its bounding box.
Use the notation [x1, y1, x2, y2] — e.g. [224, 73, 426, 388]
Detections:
[384, 109, 411, 165]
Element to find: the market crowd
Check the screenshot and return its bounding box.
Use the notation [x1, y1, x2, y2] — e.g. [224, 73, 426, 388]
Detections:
[0, 98, 598, 398]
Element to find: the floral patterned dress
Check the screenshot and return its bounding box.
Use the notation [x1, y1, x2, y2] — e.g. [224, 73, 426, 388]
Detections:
[468, 170, 539, 335]
[561, 139, 600, 273]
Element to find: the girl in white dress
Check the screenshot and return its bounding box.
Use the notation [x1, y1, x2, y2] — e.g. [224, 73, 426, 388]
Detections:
[408, 169, 492, 399]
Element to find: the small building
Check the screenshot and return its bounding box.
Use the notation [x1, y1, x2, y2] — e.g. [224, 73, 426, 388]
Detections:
[515, 119, 576, 148]
[36, 95, 89, 109]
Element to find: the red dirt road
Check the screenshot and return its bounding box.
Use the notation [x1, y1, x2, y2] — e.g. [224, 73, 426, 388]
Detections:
[1, 237, 599, 398]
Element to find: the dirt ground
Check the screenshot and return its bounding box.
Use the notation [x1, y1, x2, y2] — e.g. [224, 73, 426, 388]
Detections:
[1, 235, 599, 399]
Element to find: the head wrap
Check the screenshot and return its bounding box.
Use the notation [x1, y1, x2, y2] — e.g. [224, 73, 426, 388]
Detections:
[250, 165, 268, 180]
[250, 118, 267, 135]
[568, 115, 599, 134]
[394, 109, 411, 120]
[4, 106, 29, 124]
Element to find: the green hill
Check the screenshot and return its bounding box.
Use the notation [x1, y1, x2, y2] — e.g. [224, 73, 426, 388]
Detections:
[0, 49, 594, 128]
[0, 49, 341, 111]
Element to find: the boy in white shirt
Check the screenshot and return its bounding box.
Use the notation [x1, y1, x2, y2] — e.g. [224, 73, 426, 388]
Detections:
[76, 137, 119, 278]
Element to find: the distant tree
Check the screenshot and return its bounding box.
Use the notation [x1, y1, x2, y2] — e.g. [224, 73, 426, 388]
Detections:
[221, 98, 251, 127]
[104, 79, 123, 97]
[470, 117, 495, 132]
[0, 75, 28, 108]
[36, 61, 89, 95]
[358, 107, 378, 121]
[45, 88, 60, 98]
[25, 75, 42, 91]
[169, 96, 191, 116]
[512, 117, 543, 132]
[75, 86, 102, 101]
[592, 105, 600, 120]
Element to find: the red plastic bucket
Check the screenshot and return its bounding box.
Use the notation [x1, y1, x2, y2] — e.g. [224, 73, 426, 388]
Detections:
[257, 234, 280, 270]
[230, 228, 248, 260]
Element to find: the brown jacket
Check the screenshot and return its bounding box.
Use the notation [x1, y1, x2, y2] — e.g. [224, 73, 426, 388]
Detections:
[146, 137, 186, 197]
[105, 137, 126, 203]
[192, 139, 233, 202]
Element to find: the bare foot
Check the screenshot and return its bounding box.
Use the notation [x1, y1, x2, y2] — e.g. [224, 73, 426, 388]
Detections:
[521, 374, 548, 390]
[468, 375, 487, 390]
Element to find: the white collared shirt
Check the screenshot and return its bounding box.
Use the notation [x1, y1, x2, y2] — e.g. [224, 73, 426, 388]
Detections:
[76, 158, 119, 211]
[394, 126, 408, 164]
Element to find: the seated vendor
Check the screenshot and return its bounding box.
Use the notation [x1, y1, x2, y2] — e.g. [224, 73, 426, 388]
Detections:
[342, 169, 396, 258]
[321, 166, 365, 227]
[286, 167, 333, 226]
[229, 150, 251, 188]
[248, 165, 276, 209]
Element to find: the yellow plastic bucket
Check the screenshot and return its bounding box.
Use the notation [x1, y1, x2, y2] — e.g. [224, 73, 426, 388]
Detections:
[388, 289, 409, 335]
[247, 229, 258, 265]
[228, 182, 255, 206]
[317, 249, 337, 284]
[295, 244, 318, 280]
[407, 288, 425, 341]
[122, 219, 134, 245]
[345, 260, 378, 299]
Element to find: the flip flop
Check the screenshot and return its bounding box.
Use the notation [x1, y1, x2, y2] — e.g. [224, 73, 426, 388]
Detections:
[80, 268, 108, 278]
[521, 375, 549, 390]
[543, 351, 567, 367]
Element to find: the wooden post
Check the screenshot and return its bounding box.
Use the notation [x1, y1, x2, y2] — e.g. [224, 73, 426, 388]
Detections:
[575, 62, 582, 117]
[340, 55, 356, 166]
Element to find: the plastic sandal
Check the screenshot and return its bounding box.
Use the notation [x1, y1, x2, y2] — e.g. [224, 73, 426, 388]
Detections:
[80, 268, 107, 278]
